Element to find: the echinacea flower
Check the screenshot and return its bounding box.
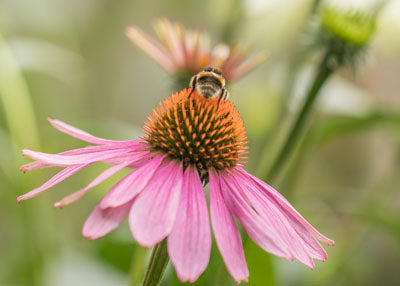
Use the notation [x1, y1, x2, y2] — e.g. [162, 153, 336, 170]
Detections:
[126, 18, 268, 84]
[19, 89, 334, 283]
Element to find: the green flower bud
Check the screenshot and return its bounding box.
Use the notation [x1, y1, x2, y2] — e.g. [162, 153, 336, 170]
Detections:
[321, 7, 376, 46]
[313, 6, 378, 70]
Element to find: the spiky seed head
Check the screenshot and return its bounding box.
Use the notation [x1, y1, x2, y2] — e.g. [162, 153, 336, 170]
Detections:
[143, 89, 248, 178]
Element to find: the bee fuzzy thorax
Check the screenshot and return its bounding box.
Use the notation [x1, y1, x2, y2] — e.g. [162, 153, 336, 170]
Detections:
[197, 72, 225, 87]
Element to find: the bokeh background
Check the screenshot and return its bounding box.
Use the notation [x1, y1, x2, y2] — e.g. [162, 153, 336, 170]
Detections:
[1, 0, 399, 285]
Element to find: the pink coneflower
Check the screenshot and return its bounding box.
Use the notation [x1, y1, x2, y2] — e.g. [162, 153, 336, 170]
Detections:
[19, 89, 333, 283]
[126, 18, 268, 83]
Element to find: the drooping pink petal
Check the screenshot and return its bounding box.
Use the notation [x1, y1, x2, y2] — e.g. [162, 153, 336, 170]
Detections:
[209, 169, 249, 283]
[126, 26, 176, 72]
[129, 159, 183, 247]
[22, 148, 132, 167]
[17, 164, 89, 202]
[48, 118, 139, 146]
[104, 150, 151, 167]
[57, 143, 145, 156]
[20, 146, 127, 172]
[100, 155, 164, 209]
[285, 219, 328, 262]
[218, 173, 293, 261]
[20, 161, 52, 173]
[225, 170, 316, 267]
[82, 200, 132, 240]
[20, 145, 132, 172]
[20, 144, 148, 172]
[233, 169, 328, 262]
[168, 165, 211, 283]
[237, 166, 334, 247]
[54, 161, 132, 208]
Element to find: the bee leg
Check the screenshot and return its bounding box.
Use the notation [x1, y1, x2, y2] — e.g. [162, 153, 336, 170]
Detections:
[188, 75, 197, 98]
[217, 89, 225, 108]
[223, 89, 230, 101]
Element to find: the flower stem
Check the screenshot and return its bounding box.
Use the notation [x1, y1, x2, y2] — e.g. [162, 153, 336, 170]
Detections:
[141, 239, 169, 286]
[266, 53, 333, 182]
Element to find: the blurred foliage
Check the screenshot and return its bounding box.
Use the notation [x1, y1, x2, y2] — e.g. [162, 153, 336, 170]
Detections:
[1, 0, 400, 285]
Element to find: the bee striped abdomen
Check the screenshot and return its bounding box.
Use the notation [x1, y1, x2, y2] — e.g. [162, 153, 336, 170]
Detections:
[197, 76, 222, 98]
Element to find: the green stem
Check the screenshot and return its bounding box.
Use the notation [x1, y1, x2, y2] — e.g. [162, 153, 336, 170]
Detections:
[141, 240, 169, 286]
[265, 54, 333, 182]
[255, 0, 324, 178]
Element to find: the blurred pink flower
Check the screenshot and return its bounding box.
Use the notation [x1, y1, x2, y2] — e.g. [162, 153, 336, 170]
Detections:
[19, 89, 333, 283]
[126, 18, 268, 83]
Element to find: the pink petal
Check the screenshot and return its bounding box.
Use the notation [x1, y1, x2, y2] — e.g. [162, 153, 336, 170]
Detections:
[209, 169, 249, 283]
[167, 166, 211, 282]
[22, 148, 132, 167]
[104, 150, 151, 167]
[228, 51, 269, 82]
[220, 43, 240, 75]
[226, 170, 316, 267]
[20, 161, 53, 173]
[17, 164, 89, 202]
[157, 18, 185, 68]
[193, 33, 212, 70]
[125, 26, 176, 72]
[286, 219, 328, 261]
[54, 162, 131, 208]
[234, 169, 328, 261]
[237, 166, 334, 246]
[185, 31, 200, 69]
[178, 25, 189, 67]
[82, 200, 132, 239]
[48, 118, 139, 146]
[129, 159, 183, 247]
[218, 173, 292, 261]
[20, 144, 148, 172]
[100, 155, 164, 209]
[58, 143, 143, 156]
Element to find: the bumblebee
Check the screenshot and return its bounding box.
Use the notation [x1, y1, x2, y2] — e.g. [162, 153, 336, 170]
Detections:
[188, 67, 229, 104]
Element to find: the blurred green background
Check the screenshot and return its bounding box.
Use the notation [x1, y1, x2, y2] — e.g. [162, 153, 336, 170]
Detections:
[1, 0, 400, 285]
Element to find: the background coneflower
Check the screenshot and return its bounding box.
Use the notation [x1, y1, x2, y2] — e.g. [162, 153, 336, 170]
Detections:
[126, 18, 269, 88]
